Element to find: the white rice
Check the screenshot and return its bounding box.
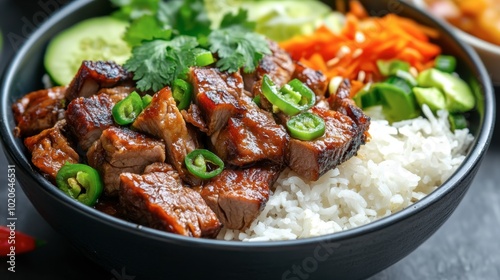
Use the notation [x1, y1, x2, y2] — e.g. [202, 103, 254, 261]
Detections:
[218, 105, 474, 241]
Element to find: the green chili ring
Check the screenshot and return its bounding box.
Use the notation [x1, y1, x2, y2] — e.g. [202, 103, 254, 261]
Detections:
[112, 91, 144, 125]
[287, 112, 326, 141]
[55, 163, 103, 206]
[185, 149, 224, 180]
[261, 74, 316, 116]
[193, 48, 215, 67]
[173, 79, 193, 110]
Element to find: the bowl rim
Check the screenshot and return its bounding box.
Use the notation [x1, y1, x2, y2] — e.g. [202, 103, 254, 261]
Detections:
[409, 0, 500, 55]
[0, 0, 495, 249]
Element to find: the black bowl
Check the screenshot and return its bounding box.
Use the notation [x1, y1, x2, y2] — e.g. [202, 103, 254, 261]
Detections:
[0, 1, 495, 279]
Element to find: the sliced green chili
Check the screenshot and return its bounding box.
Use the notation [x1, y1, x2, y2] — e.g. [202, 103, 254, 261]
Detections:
[112, 91, 143, 125]
[142, 94, 153, 107]
[193, 48, 215, 67]
[172, 79, 193, 110]
[287, 112, 326, 141]
[55, 163, 103, 206]
[261, 74, 316, 116]
[185, 149, 224, 180]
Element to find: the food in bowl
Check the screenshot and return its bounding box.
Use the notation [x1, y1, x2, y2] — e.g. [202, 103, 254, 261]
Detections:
[422, 0, 500, 46]
[11, 0, 476, 241]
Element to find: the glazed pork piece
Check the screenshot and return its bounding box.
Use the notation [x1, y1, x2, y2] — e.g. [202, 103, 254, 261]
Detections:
[211, 96, 289, 166]
[200, 164, 282, 230]
[181, 103, 208, 133]
[329, 79, 371, 136]
[243, 40, 295, 97]
[12, 86, 66, 138]
[189, 67, 246, 135]
[87, 126, 166, 196]
[132, 86, 202, 186]
[287, 106, 369, 181]
[292, 62, 328, 97]
[65, 60, 134, 101]
[119, 163, 221, 238]
[65, 92, 124, 151]
[23, 120, 79, 181]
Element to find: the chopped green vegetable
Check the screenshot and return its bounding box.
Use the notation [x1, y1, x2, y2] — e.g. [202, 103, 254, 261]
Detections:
[376, 59, 411, 77]
[172, 79, 193, 110]
[417, 68, 475, 113]
[142, 94, 153, 107]
[185, 149, 224, 180]
[353, 84, 380, 108]
[434, 55, 457, 73]
[287, 112, 326, 141]
[55, 163, 103, 206]
[193, 48, 215, 66]
[261, 75, 316, 116]
[394, 69, 417, 87]
[112, 91, 144, 125]
[448, 113, 467, 132]
[371, 76, 420, 123]
[413, 87, 446, 112]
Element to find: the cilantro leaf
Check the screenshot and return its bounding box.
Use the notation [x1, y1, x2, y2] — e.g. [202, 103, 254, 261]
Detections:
[111, 0, 160, 21]
[173, 0, 212, 38]
[165, 36, 199, 81]
[124, 16, 172, 47]
[124, 36, 199, 92]
[219, 8, 255, 31]
[208, 26, 270, 73]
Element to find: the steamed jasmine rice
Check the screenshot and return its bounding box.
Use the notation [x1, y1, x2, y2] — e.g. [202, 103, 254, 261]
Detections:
[218, 105, 474, 241]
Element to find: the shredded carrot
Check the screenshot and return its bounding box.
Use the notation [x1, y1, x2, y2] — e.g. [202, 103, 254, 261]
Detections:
[279, 4, 441, 89]
[349, 0, 368, 19]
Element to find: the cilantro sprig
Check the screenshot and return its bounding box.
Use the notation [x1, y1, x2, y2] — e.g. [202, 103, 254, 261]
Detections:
[114, 0, 270, 92]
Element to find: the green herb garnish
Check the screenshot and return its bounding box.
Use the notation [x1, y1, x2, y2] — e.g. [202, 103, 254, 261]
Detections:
[115, 0, 270, 92]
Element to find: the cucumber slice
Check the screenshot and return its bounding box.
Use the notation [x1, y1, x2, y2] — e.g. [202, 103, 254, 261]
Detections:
[44, 16, 131, 86]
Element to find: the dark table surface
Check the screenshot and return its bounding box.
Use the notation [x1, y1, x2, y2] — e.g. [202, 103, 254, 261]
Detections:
[1, 1, 499, 279]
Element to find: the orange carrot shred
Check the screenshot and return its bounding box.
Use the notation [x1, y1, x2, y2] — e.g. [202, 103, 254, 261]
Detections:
[279, 6, 441, 93]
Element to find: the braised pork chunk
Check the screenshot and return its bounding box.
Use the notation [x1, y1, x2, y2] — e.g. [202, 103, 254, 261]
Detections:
[211, 97, 289, 166]
[292, 62, 328, 97]
[132, 87, 201, 186]
[119, 163, 221, 238]
[24, 120, 79, 181]
[287, 107, 368, 181]
[329, 79, 371, 139]
[200, 164, 282, 230]
[87, 126, 166, 196]
[243, 40, 295, 96]
[12, 86, 66, 138]
[65, 60, 134, 101]
[190, 67, 246, 135]
[65, 92, 124, 151]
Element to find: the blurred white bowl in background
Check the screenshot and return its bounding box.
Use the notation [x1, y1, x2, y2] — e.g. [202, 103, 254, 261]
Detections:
[410, 0, 500, 85]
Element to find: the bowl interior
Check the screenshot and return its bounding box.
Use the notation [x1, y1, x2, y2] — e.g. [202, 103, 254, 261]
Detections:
[0, 0, 495, 247]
